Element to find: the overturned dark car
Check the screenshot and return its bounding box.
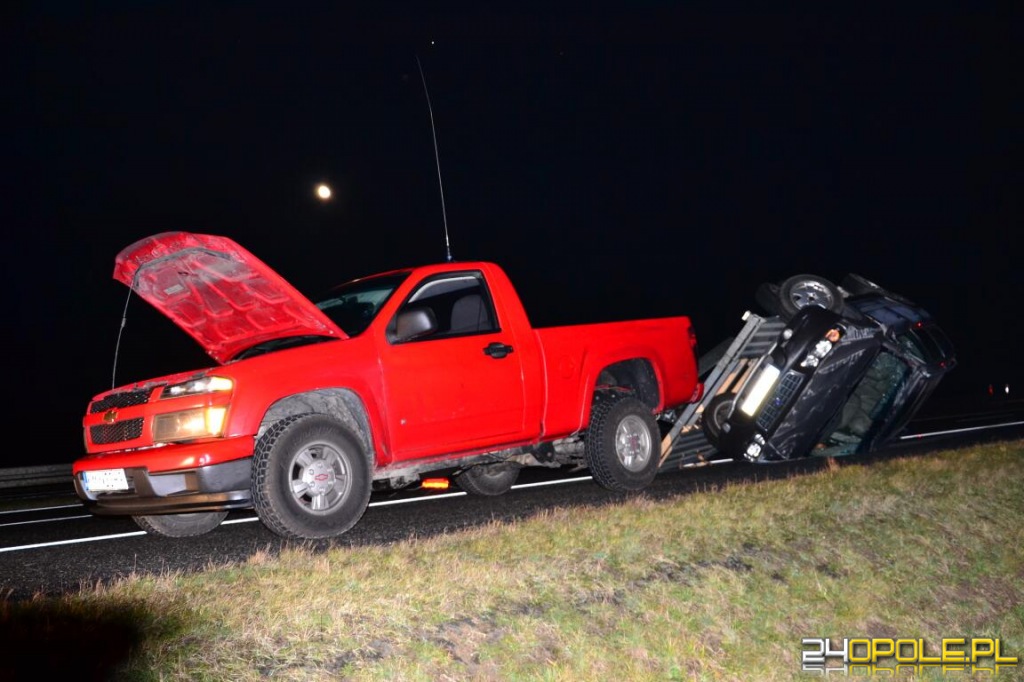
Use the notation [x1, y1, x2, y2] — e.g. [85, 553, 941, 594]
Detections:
[701, 274, 956, 462]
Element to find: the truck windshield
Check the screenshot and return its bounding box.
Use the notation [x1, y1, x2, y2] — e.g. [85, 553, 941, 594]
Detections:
[315, 272, 410, 337]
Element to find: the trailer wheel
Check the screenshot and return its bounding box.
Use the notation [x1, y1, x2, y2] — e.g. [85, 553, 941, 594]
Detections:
[455, 462, 521, 496]
[133, 511, 228, 537]
[585, 395, 659, 492]
[701, 394, 735, 449]
[252, 413, 371, 540]
[777, 274, 843, 319]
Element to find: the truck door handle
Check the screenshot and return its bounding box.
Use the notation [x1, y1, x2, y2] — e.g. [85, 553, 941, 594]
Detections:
[483, 342, 514, 359]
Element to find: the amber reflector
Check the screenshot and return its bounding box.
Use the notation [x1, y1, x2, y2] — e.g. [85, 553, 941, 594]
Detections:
[421, 478, 450, 490]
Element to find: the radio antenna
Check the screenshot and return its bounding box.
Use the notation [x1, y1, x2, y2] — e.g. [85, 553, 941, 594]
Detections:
[111, 281, 135, 388]
[415, 53, 453, 262]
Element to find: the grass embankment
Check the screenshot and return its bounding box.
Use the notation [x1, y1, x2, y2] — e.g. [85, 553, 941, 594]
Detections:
[2, 441, 1022, 681]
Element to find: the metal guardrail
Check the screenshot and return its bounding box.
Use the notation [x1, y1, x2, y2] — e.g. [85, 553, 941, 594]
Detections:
[0, 464, 73, 489]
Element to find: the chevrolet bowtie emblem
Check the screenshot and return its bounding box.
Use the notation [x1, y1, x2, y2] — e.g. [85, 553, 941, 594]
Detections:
[103, 409, 119, 424]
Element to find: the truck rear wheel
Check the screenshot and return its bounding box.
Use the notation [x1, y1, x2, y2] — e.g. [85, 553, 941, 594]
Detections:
[252, 414, 371, 540]
[133, 511, 228, 537]
[585, 394, 659, 492]
[455, 462, 521, 496]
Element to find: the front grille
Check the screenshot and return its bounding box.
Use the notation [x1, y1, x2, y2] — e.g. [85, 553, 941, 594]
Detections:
[756, 370, 803, 430]
[90, 388, 155, 413]
[90, 418, 144, 445]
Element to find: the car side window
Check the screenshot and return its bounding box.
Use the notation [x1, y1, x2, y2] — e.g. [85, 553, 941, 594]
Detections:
[387, 272, 499, 344]
[895, 331, 928, 362]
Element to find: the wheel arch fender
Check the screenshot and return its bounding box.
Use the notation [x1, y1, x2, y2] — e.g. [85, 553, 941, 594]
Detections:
[258, 389, 378, 466]
[581, 353, 663, 427]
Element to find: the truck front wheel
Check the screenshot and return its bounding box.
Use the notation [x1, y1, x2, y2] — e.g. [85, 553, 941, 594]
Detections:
[252, 414, 372, 540]
[455, 462, 521, 496]
[585, 395, 660, 492]
[133, 511, 228, 537]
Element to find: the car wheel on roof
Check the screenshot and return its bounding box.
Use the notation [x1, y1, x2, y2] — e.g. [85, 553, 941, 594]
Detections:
[765, 274, 844, 320]
[840, 273, 916, 305]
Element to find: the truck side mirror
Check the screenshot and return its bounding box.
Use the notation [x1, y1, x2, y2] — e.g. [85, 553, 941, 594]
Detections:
[390, 307, 438, 343]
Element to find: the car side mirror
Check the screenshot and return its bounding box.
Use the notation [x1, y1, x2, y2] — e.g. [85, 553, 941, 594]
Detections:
[390, 307, 437, 343]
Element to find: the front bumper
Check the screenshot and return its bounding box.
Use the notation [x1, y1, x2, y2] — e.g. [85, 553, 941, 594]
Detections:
[74, 458, 253, 515]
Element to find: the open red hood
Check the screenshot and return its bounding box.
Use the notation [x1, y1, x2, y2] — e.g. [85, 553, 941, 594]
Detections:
[114, 232, 346, 364]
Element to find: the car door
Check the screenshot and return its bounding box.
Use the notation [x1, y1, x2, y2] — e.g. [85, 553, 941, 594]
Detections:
[379, 271, 528, 460]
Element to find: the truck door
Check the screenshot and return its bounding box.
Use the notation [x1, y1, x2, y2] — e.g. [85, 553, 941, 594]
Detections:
[379, 271, 528, 460]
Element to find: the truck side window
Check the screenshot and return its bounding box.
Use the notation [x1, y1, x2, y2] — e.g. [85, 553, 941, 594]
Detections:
[388, 272, 499, 343]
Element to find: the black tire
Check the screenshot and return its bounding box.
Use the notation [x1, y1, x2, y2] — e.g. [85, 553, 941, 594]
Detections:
[585, 394, 660, 492]
[777, 274, 843, 319]
[252, 414, 372, 540]
[133, 511, 228, 537]
[840, 273, 915, 305]
[701, 394, 735, 448]
[455, 462, 521, 496]
[755, 283, 783, 317]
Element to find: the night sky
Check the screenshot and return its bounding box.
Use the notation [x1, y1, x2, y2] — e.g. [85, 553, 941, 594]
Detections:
[10, 4, 1020, 467]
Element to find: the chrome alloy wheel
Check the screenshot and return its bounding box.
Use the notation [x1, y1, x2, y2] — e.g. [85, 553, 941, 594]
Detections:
[787, 280, 838, 310]
[615, 414, 653, 472]
[288, 441, 352, 514]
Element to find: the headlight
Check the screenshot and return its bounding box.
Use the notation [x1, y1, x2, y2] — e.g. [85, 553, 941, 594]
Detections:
[161, 376, 234, 399]
[153, 407, 228, 442]
[800, 328, 842, 368]
[740, 364, 781, 416]
[744, 434, 766, 461]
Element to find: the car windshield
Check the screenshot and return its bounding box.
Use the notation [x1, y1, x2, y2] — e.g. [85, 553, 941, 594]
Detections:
[817, 350, 912, 456]
[234, 335, 336, 361]
[314, 271, 409, 337]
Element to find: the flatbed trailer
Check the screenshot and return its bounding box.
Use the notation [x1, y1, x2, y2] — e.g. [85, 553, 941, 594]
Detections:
[658, 311, 785, 470]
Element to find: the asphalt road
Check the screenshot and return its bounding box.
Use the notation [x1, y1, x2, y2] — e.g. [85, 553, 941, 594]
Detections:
[2, 413, 1020, 602]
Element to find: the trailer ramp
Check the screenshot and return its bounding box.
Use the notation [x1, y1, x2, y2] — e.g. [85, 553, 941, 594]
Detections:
[659, 311, 786, 470]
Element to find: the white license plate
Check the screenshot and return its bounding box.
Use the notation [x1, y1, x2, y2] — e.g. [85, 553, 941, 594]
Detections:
[83, 468, 130, 492]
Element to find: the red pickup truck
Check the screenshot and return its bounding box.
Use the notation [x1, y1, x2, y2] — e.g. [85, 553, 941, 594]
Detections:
[74, 232, 702, 540]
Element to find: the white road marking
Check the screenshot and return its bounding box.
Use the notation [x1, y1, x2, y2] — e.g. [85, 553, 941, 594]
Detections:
[0, 515, 91, 528]
[0, 476, 598, 553]
[0, 503, 81, 515]
[0, 530, 148, 552]
[899, 421, 1024, 439]
[2, 422, 1019, 554]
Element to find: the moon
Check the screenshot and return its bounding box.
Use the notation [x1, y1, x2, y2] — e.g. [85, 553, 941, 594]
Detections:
[316, 184, 332, 200]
